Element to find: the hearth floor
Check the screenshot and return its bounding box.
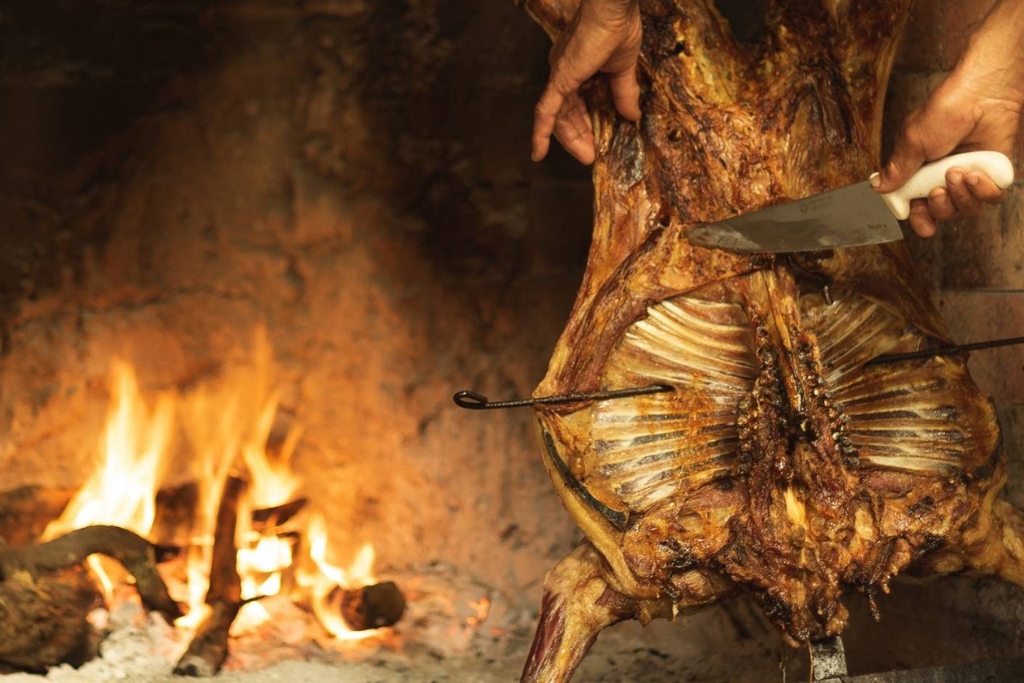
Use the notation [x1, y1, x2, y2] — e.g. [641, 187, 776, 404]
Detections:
[3, 599, 789, 683]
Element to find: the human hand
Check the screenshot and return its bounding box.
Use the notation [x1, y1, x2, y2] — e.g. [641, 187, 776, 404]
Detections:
[874, 0, 1024, 238]
[874, 75, 1021, 237]
[531, 0, 642, 165]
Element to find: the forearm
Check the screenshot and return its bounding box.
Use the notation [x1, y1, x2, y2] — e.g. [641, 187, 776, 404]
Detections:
[955, 0, 1024, 104]
[580, 0, 638, 27]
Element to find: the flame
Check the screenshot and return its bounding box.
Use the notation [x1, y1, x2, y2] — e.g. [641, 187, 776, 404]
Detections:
[233, 533, 295, 633]
[174, 385, 240, 630]
[43, 360, 174, 598]
[175, 328, 303, 631]
[296, 513, 380, 641]
[46, 330, 390, 647]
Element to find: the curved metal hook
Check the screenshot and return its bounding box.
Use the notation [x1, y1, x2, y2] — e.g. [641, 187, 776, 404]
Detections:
[453, 384, 674, 410]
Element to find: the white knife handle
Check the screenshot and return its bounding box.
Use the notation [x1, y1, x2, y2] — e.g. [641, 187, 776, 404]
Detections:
[879, 151, 1015, 220]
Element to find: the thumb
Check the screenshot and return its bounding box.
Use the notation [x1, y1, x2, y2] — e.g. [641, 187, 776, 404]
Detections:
[874, 137, 928, 194]
[607, 63, 641, 122]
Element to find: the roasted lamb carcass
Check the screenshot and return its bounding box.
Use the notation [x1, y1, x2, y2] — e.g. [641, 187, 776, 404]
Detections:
[516, 0, 1024, 680]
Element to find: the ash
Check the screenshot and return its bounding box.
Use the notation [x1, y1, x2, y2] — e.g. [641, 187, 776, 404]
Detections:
[2, 564, 790, 682]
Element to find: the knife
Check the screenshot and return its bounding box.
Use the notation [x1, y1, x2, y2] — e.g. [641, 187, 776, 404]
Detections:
[685, 151, 1015, 253]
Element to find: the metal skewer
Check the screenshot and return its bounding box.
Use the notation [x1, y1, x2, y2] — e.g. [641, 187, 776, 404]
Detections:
[865, 335, 1024, 367]
[455, 336, 1024, 410]
[453, 383, 674, 410]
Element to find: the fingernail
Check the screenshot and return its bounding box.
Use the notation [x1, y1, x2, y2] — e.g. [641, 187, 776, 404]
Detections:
[948, 170, 963, 184]
[966, 173, 980, 186]
[869, 172, 881, 188]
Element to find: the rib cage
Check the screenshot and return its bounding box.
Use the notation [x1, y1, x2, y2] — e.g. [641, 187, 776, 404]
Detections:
[595, 297, 754, 512]
[593, 281, 991, 514]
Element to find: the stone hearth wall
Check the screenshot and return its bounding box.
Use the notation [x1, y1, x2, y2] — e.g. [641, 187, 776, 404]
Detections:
[0, 1, 590, 609]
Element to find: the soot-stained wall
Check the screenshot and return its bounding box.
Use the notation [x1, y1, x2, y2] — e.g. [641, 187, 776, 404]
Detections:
[0, 0, 590, 610]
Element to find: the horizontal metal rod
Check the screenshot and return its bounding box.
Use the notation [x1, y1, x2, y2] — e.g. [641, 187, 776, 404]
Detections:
[866, 335, 1024, 367]
[453, 383, 674, 410]
[457, 336, 1024, 410]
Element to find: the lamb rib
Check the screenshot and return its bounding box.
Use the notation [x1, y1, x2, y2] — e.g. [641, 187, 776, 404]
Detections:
[515, 1, 1024, 681]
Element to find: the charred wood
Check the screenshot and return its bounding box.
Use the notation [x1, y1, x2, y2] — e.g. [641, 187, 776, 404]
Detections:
[0, 525, 181, 671]
[173, 600, 242, 677]
[338, 580, 406, 631]
[174, 476, 245, 677]
[154, 482, 201, 546]
[0, 484, 306, 547]
[251, 497, 307, 533]
[0, 567, 98, 672]
[0, 525, 181, 621]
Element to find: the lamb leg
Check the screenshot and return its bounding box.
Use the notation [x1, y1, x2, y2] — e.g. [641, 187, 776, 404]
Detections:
[978, 499, 1024, 588]
[916, 498, 1024, 589]
[966, 497, 1024, 589]
[521, 542, 638, 683]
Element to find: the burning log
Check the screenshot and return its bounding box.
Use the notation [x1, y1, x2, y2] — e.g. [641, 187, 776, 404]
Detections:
[156, 485, 307, 543]
[338, 580, 406, 631]
[154, 482, 201, 546]
[174, 600, 242, 677]
[175, 476, 245, 677]
[0, 485, 306, 549]
[0, 568, 97, 672]
[251, 497, 308, 533]
[0, 525, 182, 672]
[2, 525, 182, 619]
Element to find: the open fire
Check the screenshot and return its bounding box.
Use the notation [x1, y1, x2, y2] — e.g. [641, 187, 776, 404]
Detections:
[39, 329, 397, 672]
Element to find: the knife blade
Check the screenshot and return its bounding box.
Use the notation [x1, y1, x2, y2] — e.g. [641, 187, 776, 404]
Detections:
[686, 151, 1015, 253]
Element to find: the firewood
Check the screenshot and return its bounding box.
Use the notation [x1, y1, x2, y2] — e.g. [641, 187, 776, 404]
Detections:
[173, 600, 243, 677]
[155, 484, 305, 541]
[154, 482, 201, 546]
[0, 568, 98, 671]
[174, 476, 245, 677]
[338, 580, 405, 631]
[0, 525, 182, 671]
[0, 484, 197, 549]
[0, 484, 303, 546]
[251, 497, 307, 532]
[0, 525, 183, 621]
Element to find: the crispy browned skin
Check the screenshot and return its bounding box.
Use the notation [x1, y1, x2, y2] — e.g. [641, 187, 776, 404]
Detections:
[517, 2, 1024, 682]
